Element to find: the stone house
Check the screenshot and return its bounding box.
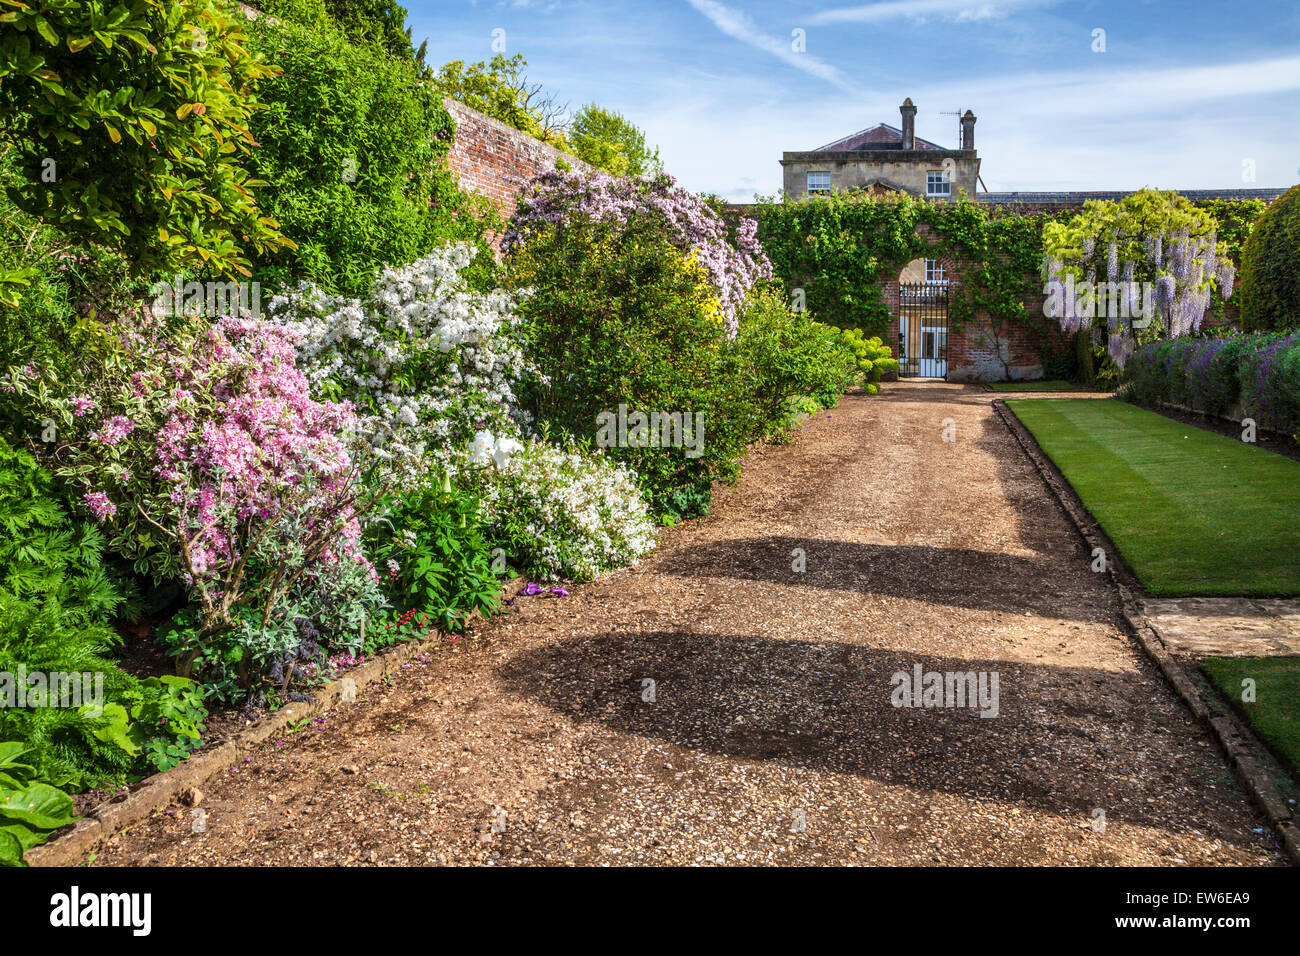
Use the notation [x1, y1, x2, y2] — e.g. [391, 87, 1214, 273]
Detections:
[781, 99, 980, 201]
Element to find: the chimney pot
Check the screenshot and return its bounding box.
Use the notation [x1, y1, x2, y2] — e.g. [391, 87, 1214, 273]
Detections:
[960, 109, 976, 151]
[900, 98, 917, 150]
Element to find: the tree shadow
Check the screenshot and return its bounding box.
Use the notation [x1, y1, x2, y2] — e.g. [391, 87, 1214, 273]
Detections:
[654, 535, 1100, 621]
[498, 629, 1252, 840]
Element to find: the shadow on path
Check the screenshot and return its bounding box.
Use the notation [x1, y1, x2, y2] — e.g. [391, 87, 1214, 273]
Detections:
[655, 535, 1101, 621]
[499, 629, 1244, 840]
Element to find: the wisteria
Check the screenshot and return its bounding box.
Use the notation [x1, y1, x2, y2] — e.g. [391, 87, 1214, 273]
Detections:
[501, 169, 772, 336]
[1042, 190, 1235, 369]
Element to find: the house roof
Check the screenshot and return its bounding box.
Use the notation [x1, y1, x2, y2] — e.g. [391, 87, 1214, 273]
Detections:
[814, 122, 944, 152]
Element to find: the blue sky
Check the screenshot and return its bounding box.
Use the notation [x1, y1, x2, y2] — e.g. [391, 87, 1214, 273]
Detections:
[414, 0, 1300, 200]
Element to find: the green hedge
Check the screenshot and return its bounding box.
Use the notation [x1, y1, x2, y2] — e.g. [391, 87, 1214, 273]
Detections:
[1239, 184, 1300, 332]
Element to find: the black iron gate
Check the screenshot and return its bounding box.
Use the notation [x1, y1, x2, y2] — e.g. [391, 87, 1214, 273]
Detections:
[898, 282, 949, 378]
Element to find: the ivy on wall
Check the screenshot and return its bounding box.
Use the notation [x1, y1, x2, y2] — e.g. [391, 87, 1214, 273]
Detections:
[752, 193, 1066, 336]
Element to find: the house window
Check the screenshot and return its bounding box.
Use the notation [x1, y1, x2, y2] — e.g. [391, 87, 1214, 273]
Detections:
[925, 259, 947, 285]
[926, 170, 951, 196]
[807, 171, 831, 194]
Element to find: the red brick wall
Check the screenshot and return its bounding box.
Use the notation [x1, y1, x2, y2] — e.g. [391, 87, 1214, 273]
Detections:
[442, 98, 593, 241]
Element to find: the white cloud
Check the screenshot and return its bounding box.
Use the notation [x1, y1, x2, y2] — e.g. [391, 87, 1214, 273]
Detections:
[685, 0, 867, 97]
[809, 0, 1055, 25]
[643, 53, 1300, 198]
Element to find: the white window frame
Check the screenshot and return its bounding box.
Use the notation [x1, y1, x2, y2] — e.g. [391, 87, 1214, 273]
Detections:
[807, 171, 831, 194]
[926, 170, 951, 196]
[925, 258, 947, 285]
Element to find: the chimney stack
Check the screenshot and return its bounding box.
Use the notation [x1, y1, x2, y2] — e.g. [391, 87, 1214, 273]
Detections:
[961, 109, 976, 150]
[900, 98, 916, 150]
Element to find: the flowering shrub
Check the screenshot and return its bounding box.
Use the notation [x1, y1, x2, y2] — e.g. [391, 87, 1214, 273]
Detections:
[3, 314, 379, 684]
[1121, 332, 1300, 437]
[502, 170, 771, 336]
[269, 243, 530, 489]
[466, 438, 656, 583]
[1238, 332, 1300, 437]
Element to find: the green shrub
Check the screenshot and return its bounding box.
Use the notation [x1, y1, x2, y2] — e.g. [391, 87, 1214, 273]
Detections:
[735, 290, 855, 437]
[243, 10, 494, 295]
[509, 215, 757, 514]
[365, 476, 503, 636]
[828, 327, 899, 395]
[0, 0, 292, 282]
[1239, 184, 1300, 332]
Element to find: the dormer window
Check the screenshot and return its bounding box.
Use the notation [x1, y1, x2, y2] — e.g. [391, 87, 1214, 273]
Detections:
[926, 170, 951, 196]
[807, 171, 831, 194]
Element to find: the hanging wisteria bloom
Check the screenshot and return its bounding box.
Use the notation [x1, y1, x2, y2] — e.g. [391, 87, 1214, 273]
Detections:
[1041, 189, 1234, 365]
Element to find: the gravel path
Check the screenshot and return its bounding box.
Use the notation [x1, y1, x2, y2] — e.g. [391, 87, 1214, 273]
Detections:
[92, 382, 1284, 866]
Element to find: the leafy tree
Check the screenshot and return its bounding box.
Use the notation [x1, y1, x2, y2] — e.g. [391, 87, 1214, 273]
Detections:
[434, 54, 570, 148]
[568, 103, 661, 177]
[242, 8, 496, 295]
[0, 0, 294, 285]
[1238, 184, 1300, 332]
[257, 0, 422, 64]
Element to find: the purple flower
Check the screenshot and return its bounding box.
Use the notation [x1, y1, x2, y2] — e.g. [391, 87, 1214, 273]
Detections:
[83, 491, 117, 520]
[521, 581, 543, 596]
[549, 586, 569, 597]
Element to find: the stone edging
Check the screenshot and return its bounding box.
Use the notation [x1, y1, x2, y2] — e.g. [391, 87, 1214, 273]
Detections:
[28, 577, 527, 867]
[993, 399, 1300, 865]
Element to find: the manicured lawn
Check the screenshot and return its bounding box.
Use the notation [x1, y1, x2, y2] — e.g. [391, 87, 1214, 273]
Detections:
[1201, 657, 1300, 777]
[1006, 398, 1300, 596]
[989, 380, 1083, 392]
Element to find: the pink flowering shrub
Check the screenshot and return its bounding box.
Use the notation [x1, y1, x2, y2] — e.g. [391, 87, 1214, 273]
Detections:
[502, 170, 771, 336]
[4, 314, 380, 680]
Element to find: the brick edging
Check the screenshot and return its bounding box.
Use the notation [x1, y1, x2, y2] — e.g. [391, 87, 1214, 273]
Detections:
[27, 577, 527, 867]
[993, 399, 1300, 864]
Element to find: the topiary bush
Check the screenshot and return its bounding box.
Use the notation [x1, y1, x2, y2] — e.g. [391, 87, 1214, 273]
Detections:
[1239, 184, 1300, 332]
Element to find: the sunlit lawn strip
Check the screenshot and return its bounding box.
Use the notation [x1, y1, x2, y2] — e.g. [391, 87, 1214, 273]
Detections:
[1201, 656, 1300, 778]
[1006, 398, 1300, 596]
[988, 380, 1083, 392]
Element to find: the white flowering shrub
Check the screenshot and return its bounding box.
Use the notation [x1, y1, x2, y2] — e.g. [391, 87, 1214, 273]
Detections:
[466, 437, 657, 583]
[269, 243, 531, 488]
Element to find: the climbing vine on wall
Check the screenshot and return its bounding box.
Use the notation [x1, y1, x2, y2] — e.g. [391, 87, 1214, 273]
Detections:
[751, 192, 1065, 337]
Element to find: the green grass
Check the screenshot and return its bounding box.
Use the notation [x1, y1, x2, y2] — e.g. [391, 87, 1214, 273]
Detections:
[1006, 398, 1300, 596]
[988, 380, 1083, 392]
[1201, 657, 1300, 777]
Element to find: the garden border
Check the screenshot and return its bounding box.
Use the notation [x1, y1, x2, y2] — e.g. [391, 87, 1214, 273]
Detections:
[993, 398, 1300, 864]
[26, 576, 527, 867]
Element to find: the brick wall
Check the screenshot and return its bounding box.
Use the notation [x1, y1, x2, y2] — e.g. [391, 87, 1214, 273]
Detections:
[442, 97, 593, 237]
